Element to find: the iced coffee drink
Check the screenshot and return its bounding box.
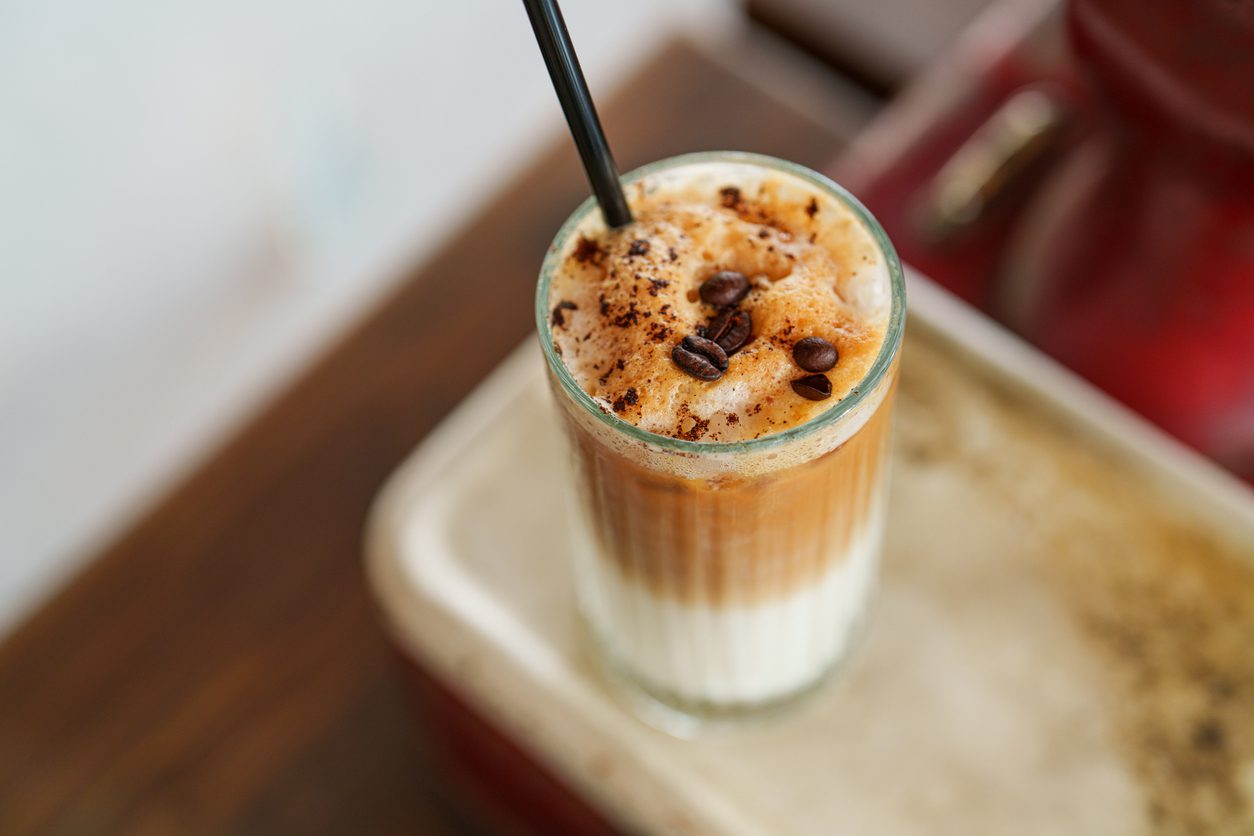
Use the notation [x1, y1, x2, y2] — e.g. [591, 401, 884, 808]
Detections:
[536, 152, 904, 724]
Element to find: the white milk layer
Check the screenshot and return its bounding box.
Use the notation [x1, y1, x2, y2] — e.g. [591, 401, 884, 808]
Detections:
[572, 510, 883, 707]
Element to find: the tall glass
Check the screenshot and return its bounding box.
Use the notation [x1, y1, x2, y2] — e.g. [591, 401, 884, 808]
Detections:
[535, 152, 906, 730]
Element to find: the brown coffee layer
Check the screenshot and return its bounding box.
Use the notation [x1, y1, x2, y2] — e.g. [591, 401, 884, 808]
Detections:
[560, 379, 895, 607]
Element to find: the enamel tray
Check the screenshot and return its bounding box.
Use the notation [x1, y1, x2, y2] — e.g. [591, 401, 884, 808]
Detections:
[366, 272, 1254, 836]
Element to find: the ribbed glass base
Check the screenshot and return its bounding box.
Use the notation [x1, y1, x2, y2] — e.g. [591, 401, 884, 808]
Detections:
[583, 608, 871, 738]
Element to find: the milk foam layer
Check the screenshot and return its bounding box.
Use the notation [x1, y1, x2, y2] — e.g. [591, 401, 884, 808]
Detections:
[547, 161, 891, 442]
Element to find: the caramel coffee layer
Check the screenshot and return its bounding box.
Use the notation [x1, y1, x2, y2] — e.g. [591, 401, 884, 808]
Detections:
[560, 375, 895, 606]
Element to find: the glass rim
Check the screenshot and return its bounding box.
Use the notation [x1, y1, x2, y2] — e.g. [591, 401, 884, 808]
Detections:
[534, 150, 906, 455]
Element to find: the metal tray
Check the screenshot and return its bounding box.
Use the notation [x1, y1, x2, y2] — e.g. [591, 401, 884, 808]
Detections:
[367, 273, 1254, 836]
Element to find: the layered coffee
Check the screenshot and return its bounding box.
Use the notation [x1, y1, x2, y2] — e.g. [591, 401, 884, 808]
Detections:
[538, 153, 901, 716]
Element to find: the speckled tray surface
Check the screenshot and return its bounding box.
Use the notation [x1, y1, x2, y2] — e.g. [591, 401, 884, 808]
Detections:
[367, 274, 1254, 836]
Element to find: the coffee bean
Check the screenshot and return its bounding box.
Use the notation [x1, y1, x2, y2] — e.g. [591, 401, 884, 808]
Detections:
[791, 373, 832, 400]
[682, 335, 728, 371]
[706, 309, 752, 355]
[672, 335, 728, 381]
[699, 271, 750, 307]
[792, 337, 838, 372]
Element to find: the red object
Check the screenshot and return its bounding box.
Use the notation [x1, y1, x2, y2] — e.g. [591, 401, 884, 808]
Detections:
[846, 0, 1254, 480]
[395, 651, 621, 835]
[847, 67, 1083, 306]
[1010, 0, 1254, 477]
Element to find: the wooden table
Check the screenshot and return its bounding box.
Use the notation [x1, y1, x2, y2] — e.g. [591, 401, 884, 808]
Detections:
[0, 37, 877, 835]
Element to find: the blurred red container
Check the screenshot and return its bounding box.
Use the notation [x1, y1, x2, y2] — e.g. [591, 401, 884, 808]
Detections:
[845, 0, 1254, 481]
[1004, 0, 1254, 478]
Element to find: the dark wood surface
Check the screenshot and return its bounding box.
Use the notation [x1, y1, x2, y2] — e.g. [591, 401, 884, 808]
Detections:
[0, 38, 867, 835]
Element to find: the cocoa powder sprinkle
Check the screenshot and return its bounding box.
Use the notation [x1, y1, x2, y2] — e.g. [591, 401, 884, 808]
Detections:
[572, 236, 605, 265]
[550, 300, 577, 328]
[678, 414, 710, 441]
[646, 322, 672, 343]
[611, 302, 640, 328]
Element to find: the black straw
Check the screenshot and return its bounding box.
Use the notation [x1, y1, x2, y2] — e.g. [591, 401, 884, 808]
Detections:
[523, 0, 633, 228]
